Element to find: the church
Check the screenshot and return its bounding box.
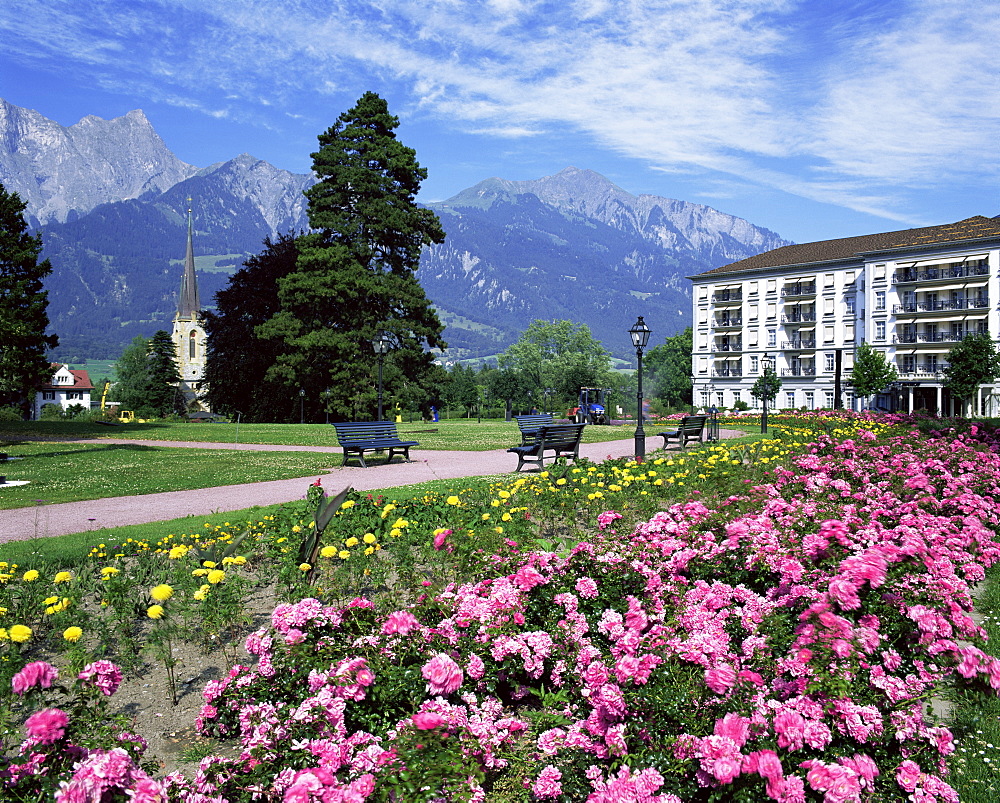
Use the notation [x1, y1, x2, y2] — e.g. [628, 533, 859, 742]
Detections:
[171, 200, 208, 412]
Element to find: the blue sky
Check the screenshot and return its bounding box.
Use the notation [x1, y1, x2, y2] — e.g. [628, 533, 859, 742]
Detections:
[1, 0, 996, 244]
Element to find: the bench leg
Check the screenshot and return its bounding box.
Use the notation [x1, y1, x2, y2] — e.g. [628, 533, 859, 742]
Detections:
[343, 448, 368, 468]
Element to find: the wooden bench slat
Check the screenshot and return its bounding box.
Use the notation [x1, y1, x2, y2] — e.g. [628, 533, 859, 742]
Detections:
[507, 423, 585, 472]
[514, 414, 556, 445]
[656, 415, 707, 450]
[331, 421, 419, 468]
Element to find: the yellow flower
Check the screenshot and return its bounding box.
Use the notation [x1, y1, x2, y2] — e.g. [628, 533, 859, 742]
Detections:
[150, 584, 174, 601]
[43, 595, 59, 606]
[192, 568, 209, 577]
[338, 550, 350, 560]
[193, 584, 210, 601]
[381, 503, 396, 518]
[502, 512, 512, 522]
[101, 567, 120, 577]
[363, 533, 376, 544]
[63, 626, 83, 642]
[292, 525, 302, 533]
[9, 624, 31, 642]
[22, 570, 39, 582]
[364, 546, 375, 556]
[54, 571, 72, 584]
[147, 605, 165, 620]
[499, 490, 511, 499]
[345, 537, 359, 548]
[0, 628, 7, 640]
[202, 560, 218, 569]
[298, 563, 312, 572]
[556, 478, 567, 485]
[341, 500, 355, 509]
[207, 569, 226, 585]
[446, 495, 460, 506]
[320, 545, 338, 559]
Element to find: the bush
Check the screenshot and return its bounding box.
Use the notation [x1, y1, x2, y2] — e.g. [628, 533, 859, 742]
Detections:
[0, 406, 22, 422]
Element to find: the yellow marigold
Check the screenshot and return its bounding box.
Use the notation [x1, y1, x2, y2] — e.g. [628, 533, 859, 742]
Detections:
[364, 546, 375, 556]
[101, 567, 120, 577]
[207, 569, 226, 585]
[499, 490, 511, 499]
[345, 537, 359, 548]
[363, 533, 376, 544]
[193, 585, 210, 601]
[222, 555, 246, 565]
[298, 563, 311, 572]
[22, 570, 39, 582]
[202, 560, 218, 569]
[43, 595, 59, 606]
[148, 605, 166, 619]
[192, 568, 209, 577]
[168, 545, 189, 559]
[10, 624, 33, 642]
[292, 525, 302, 533]
[341, 500, 356, 509]
[320, 545, 337, 559]
[150, 584, 174, 601]
[63, 626, 83, 642]
[446, 496, 460, 506]
[380, 503, 396, 518]
[0, 628, 7, 640]
[54, 571, 73, 584]
[338, 550, 350, 560]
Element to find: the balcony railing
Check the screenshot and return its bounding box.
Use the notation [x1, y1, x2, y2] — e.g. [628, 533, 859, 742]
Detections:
[711, 368, 743, 377]
[893, 332, 969, 344]
[781, 339, 817, 349]
[713, 290, 742, 303]
[781, 312, 817, 323]
[897, 368, 945, 378]
[892, 299, 989, 314]
[711, 342, 743, 352]
[782, 367, 817, 377]
[893, 263, 989, 284]
[781, 283, 816, 297]
[714, 316, 743, 327]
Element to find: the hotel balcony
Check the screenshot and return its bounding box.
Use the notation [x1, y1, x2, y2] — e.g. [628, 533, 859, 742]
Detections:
[782, 366, 817, 377]
[893, 331, 976, 345]
[711, 367, 743, 377]
[714, 316, 743, 329]
[711, 341, 743, 353]
[781, 283, 816, 298]
[893, 262, 989, 284]
[781, 338, 816, 349]
[892, 299, 989, 315]
[781, 311, 817, 324]
[713, 290, 742, 304]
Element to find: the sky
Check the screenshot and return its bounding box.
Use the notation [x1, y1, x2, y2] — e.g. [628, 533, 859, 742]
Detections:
[1, 0, 997, 245]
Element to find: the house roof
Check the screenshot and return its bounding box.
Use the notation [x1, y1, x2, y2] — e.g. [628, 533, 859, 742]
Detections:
[38, 365, 94, 391]
[695, 216, 1000, 277]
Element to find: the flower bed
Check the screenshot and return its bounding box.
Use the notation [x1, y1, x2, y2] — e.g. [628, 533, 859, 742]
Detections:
[3, 415, 1000, 800]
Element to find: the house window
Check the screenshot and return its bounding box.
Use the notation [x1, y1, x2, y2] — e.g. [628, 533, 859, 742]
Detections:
[845, 297, 856, 315]
[733, 390, 742, 404]
[824, 390, 834, 408]
[804, 391, 815, 409]
[825, 353, 835, 372]
[824, 325, 835, 343]
[786, 391, 796, 408]
[875, 291, 886, 311]
[750, 356, 759, 373]
[767, 330, 776, 347]
[824, 273, 835, 288]
[875, 321, 886, 341]
[43, 391, 55, 401]
[701, 391, 710, 407]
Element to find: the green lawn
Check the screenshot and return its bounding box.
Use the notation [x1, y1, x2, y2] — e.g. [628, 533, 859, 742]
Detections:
[0, 441, 341, 509]
[0, 418, 644, 451]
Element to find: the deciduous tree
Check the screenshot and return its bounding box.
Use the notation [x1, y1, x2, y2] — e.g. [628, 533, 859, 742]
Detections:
[943, 333, 1000, 415]
[850, 342, 898, 404]
[750, 362, 781, 407]
[0, 183, 58, 414]
[645, 327, 693, 408]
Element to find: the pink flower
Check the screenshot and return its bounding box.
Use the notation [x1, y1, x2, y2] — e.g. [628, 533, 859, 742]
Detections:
[433, 528, 452, 550]
[533, 765, 563, 798]
[12, 661, 58, 695]
[575, 577, 599, 598]
[704, 666, 737, 694]
[381, 610, 420, 635]
[422, 653, 464, 695]
[78, 660, 123, 697]
[412, 712, 445, 730]
[25, 707, 69, 743]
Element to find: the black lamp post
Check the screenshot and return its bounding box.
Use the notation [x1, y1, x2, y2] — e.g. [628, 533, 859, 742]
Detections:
[761, 353, 772, 435]
[299, 388, 305, 424]
[629, 316, 651, 459]
[373, 333, 390, 421]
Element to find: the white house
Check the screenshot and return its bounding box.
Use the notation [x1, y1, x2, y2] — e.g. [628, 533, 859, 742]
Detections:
[34, 364, 94, 419]
[689, 216, 1000, 416]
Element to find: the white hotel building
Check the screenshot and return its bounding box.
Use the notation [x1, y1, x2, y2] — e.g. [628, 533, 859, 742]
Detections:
[689, 216, 1000, 416]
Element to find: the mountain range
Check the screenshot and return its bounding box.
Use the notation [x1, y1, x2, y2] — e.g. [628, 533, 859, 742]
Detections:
[0, 98, 791, 362]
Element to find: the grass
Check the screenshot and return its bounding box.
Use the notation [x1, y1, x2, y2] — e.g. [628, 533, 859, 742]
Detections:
[0, 441, 342, 510]
[0, 418, 650, 451]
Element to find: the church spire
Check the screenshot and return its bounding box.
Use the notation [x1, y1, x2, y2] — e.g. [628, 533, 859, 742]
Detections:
[177, 197, 200, 318]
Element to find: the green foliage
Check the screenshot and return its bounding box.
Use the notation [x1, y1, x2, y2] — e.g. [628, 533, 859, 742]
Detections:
[943, 333, 1000, 410]
[645, 326, 693, 407]
[146, 330, 184, 417]
[750, 361, 781, 404]
[113, 335, 151, 412]
[0, 182, 59, 413]
[849, 341, 898, 399]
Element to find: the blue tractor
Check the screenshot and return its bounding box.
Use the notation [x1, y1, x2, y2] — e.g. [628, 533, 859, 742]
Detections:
[577, 387, 611, 425]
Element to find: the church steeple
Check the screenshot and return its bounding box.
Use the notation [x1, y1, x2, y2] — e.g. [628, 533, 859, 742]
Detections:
[177, 197, 200, 319]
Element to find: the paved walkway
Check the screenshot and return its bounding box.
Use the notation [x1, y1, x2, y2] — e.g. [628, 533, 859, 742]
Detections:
[2, 435, 699, 543]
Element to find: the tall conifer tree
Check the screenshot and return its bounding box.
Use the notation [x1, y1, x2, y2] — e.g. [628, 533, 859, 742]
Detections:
[0, 183, 58, 413]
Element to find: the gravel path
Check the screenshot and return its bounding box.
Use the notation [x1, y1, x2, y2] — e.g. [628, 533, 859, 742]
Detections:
[3, 435, 701, 543]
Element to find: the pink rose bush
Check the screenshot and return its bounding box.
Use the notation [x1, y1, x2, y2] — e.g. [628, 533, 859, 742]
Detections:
[174, 425, 1000, 800]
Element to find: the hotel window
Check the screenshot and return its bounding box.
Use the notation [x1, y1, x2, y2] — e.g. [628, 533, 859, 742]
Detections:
[750, 356, 759, 373]
[749, 330, 759, 346]
[805, 391, 815, 409]
[749, 281, 758, 295]
[824, 298, 835, 316]
[699, 357, 708, 373]
[874, 264, 886, 280]
[875, 291, 885, 311]
[824, 390, 835, 408]
[824, 325, 835, 343]
[716, 392, 725, 408]
[733, 390, 742, 404]
[767, 279, 776, 293]
[698, 310, 708, 324]
[875, 321, 886, 341]
[825, 353, 835, 372]
[749, 304, 758, 320]
[698, 286, 708, 299]
[766, 303, 777, 319]
[701, 391, 710, 407]
[786, 391, 796, 408]
[824, 273, 835, 288]
[767, 330, 776, 347]
[901, 355, 916, 373]
[845, 297, 856, 315]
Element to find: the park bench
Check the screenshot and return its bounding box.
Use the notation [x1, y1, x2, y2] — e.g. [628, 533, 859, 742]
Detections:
[657, 415, 707, 450]
[513, 413, 555, 445]
[331, 421, 419, 468]
[507, 423, 586, 472]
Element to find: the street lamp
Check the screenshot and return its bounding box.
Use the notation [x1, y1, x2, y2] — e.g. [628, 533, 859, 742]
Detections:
[373, 333, 390, 421]
[760, 353, 772, 435]
[299, 388, 305, 424]
[629, 316, 651, 459]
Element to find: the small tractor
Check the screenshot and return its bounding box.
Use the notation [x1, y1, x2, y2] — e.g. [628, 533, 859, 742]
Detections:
[576, 387, 611, 425]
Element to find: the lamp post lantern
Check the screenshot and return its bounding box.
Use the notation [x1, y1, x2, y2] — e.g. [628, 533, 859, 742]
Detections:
[373, 333, 390, 421]
[629, 316, 651, 459]
[761, 353, 772, 435]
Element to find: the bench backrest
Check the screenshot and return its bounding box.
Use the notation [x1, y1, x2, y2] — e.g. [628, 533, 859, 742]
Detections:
[537, 423, 586, 447]
[679, 415, 707, 432]
[514, 414, 555, 433]
[332, 421, 401, 443]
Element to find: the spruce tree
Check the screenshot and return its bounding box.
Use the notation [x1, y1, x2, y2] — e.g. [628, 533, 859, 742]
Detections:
[146, 330, 183, 417]
[256, 92, 447, 422]
[0, 183, 58, 413]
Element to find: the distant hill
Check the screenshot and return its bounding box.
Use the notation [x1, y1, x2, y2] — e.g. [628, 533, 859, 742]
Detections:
[0, 98, 791, 362]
